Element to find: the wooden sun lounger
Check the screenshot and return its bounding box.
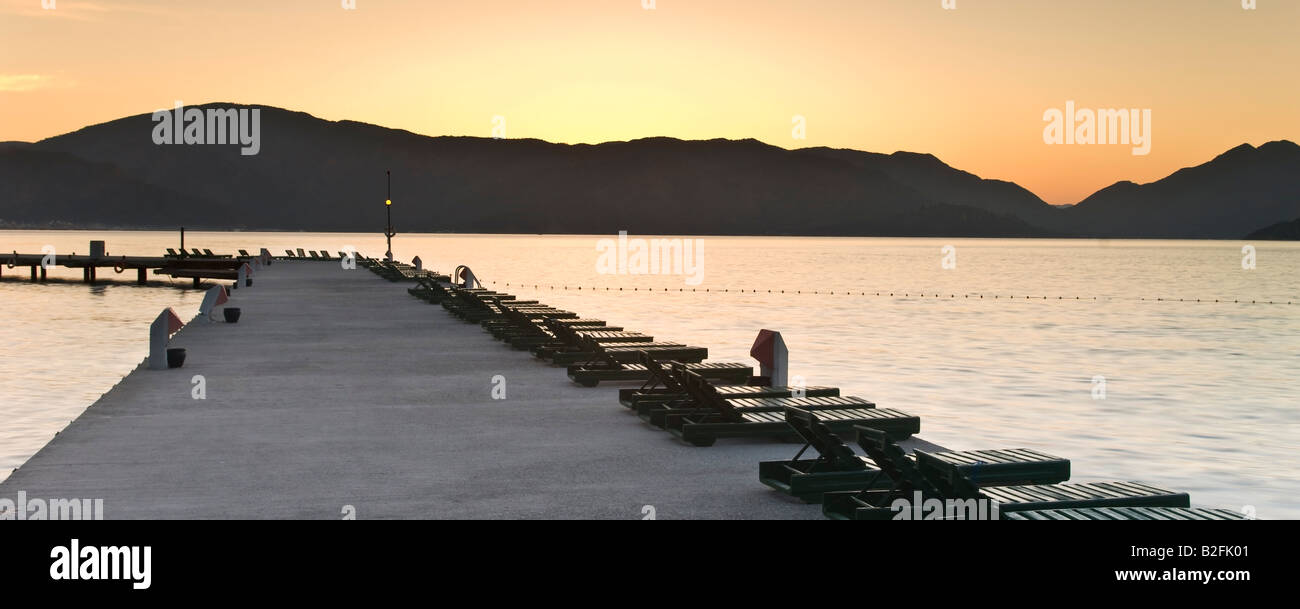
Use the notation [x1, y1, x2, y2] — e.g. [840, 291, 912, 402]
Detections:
[238, 249, 251, 256]
[297, 248, 306, 257]
[454, 295, 575, 323]
[663, 370, 918, 446]
[284, 250, 296, 257]
[760, 408, 1069, 503]
[1006, 507, 1249, 521]
[619, 353, 838, 411]
[549, 341, 696, 365]
[191, 248, 203, 256]
[640, 362, 874, 427]
[567, 361, 752, 388]
[531, 321, 654, 358]
[527, 321, 651, 355]
[822, 426, 1189, 520]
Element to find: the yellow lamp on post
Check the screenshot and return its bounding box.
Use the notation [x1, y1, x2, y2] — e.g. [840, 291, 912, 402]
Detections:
[384, 171, 396, 261]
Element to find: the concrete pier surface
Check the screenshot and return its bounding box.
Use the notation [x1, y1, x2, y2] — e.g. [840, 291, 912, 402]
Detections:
[1, 261, 941, 519]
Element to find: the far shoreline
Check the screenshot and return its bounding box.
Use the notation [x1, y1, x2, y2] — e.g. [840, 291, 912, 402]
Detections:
[1, 227, 1295, 242]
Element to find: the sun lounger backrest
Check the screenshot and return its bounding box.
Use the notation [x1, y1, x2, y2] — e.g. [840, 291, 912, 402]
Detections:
[238, 249, 250, 256]
[191, 249, 203, 256]
[297, 248, 306, 257]
[680, 370, 743, 422]
[913, 451, 983, 500]
[786, 408, 867, 470]
[204, 249, 215, 256]
[638, 352, 685, 392]
[549, 321, 576, 344]
[855, 425, 943, 500]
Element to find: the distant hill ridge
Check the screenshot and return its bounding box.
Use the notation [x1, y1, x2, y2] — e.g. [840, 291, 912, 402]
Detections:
[2, 103, 1297, 238]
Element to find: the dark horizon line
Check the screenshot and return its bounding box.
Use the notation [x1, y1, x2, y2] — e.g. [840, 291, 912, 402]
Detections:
[2, 225, 1290, 242]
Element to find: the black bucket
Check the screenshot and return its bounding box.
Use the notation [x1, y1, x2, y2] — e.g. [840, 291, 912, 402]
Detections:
[223, 307, 242, 323]
[166, 348, 187, 369]
[245, 278, 253, 287]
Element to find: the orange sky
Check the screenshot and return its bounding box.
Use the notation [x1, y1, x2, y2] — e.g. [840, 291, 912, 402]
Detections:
[1, 0, 1296, 204]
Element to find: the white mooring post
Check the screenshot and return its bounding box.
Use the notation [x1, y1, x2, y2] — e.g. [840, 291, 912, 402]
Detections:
[198, 285, 229, 321]
[750, 329, 789, 386]
[259, 248, 272, 266]
[238, 262, 252, 287]
[149, 308, 186, 370]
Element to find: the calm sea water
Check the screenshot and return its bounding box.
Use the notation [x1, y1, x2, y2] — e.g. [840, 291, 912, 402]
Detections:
[1, 230, 1296, 518]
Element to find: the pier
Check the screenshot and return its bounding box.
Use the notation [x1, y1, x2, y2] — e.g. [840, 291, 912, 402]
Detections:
[3, 251, 250, 287]
[0, 260, 942, 519]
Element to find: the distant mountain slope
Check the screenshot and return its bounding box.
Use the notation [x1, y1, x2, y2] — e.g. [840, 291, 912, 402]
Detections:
[2, 103, 1297, 238]
[1058, 141, 1300, 238]
[1245, 217, 1300, 240]
[0, 146, 218, 228]
[21, 105, 1053, 235]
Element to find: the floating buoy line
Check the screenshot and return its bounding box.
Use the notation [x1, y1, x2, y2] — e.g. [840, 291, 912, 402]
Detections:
[488, 281, 1295, 306]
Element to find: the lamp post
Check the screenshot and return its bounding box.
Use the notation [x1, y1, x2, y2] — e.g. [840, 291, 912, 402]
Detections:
[384, 170, 396, 262]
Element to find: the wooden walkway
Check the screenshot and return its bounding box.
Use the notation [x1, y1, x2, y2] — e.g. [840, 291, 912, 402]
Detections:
[0, 261, 940, 519]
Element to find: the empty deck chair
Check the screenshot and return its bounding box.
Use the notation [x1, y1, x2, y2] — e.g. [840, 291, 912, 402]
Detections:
[568, 358, 752, 388]
[319, 249, 333, 259]
[640, 361, 863, 427]
[238, 249, 251, 256]
[620, 353, 839, 414]
[407, 276, 446, 302]
[533, 322, 654, 360]
[297, 248, 306, 258]
[505, 317, 626, 348]
[166, 248, 181, 257]
[562, 335, 708, 369]
[191, 248, 203, 256]
[450, 291, 571, 323]
[760, 408, 1070, 503]
[822, 426, 1189, 520]
[203, 249, 216, 256]
[1005, 507, 1250, 520]
[548, 336, 687, 365]
[284, 249, 296, 257]
[663, 370, 918, 446]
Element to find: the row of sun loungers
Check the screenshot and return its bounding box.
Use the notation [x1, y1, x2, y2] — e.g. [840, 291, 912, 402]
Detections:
[407, 278, 754, 387]
[279, 248, 341, 261]
[389, 259, 1226, 520]
[406, 279, 923, 446]
[164, 247, 231, 258]
[757, 408, 1225, 520]
[164, 246, 349, 261]
[364, 259, 449, 282]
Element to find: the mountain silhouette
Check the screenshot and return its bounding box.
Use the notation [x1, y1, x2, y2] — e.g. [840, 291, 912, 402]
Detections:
[1245, 217, 1300, 240]
[1058, 141, 1300, 238]
[2, 104, 1297, 238]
